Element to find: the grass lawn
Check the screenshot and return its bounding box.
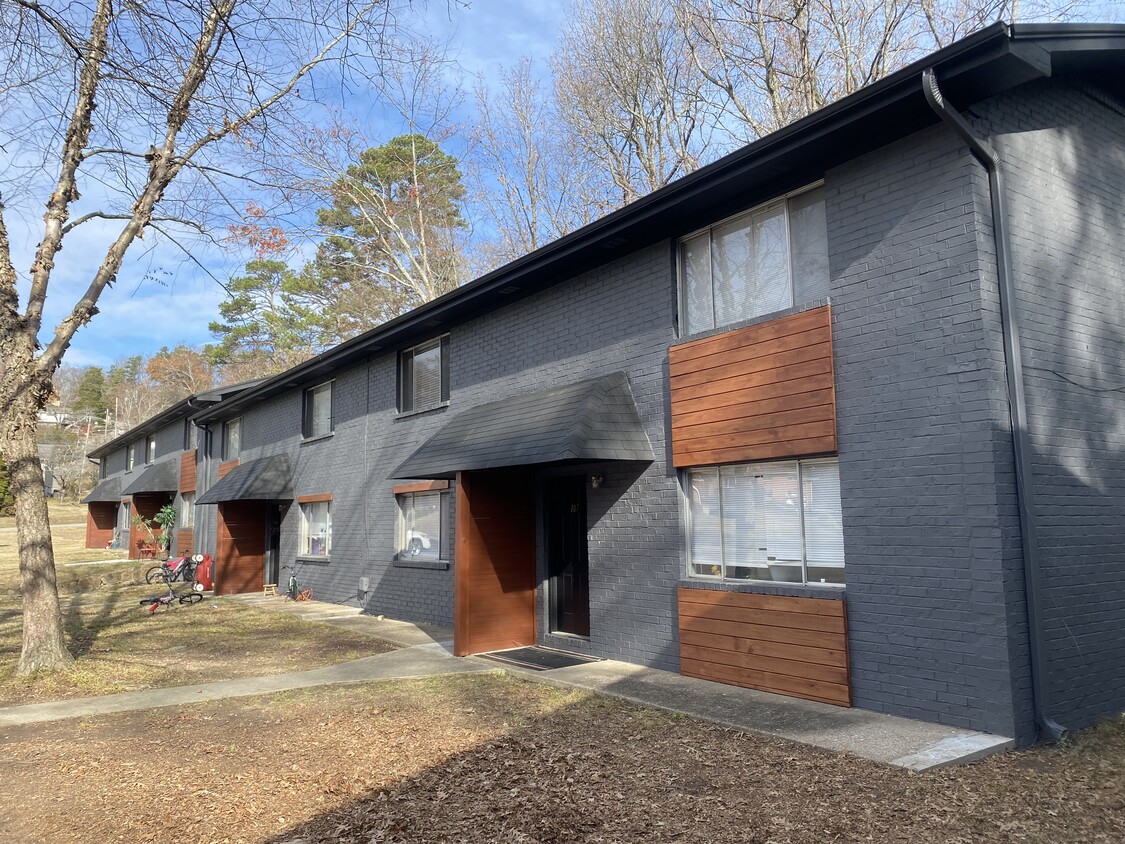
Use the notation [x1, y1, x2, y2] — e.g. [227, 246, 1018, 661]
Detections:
[0, 674, 1122, 844]
[0, 500, 89, 530]
[0, 504, 395, 706]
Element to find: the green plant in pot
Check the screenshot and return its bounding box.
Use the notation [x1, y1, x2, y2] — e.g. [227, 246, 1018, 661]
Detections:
[153, 504, 178, 554]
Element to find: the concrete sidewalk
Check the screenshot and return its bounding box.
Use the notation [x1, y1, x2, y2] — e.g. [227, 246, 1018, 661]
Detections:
[0, 597, 1014, 771]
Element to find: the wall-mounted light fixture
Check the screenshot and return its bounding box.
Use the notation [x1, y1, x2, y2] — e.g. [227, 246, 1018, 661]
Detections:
[591, 473, 604, 489]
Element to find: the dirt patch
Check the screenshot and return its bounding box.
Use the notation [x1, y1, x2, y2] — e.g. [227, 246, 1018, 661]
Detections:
[0, 674, 1121, 844]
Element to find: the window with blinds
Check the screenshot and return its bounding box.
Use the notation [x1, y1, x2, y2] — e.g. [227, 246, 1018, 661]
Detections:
[396, 489, 451, 561]
[398, 336, 450, 413]
[685, 458, 844, 586]
[303, 381, 334, 438]
[679, 184, 829, 335]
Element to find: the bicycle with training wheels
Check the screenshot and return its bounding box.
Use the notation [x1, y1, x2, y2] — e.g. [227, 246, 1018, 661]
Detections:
[284, 565, 313, 602]
[139, 581, 203, 614]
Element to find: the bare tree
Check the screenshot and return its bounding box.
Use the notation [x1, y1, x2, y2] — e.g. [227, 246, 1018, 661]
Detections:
[470, 59, 601, 268]
[553, 0, 715, 208]
[674, 0, 1085, 143]
[0, 0, 405, 673]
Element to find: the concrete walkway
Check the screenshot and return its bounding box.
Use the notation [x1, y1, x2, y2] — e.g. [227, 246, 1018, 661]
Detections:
[0, 596, 1014, 771]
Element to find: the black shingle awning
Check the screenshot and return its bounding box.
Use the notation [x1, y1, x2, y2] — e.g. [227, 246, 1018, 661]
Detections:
[82, 476, 122, 504]
[121, 459, 179, 496]
[392, 372, 654, 480]
[196, 455, 294, 504]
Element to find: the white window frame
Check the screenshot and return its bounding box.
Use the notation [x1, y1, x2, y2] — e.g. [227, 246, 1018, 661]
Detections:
[299, 500, 331, 558]
[684, 457, 844, 587]
[127, 443, 137, 471]
[395, 489, 451, 561]
[222, 417, 241, 461]
[678, 181, 827, 336]
[303, 381, 334, 439]
[145, 435, 156, 465]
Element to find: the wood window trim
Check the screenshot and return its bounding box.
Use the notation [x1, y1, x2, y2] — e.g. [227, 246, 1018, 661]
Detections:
[297, 493, 333, 504]
[392, 480, 449, 495]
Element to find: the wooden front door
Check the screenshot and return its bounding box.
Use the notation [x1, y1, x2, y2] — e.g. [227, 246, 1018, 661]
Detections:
[216, 501, 267, 595]
[453, 470, 536, 656]
[545, 475, 590, 637]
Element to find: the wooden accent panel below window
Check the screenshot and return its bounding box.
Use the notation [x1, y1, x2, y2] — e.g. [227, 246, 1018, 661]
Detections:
[179, 450, 197, 493]
[669, 306, 836, 467]
[218, 459, 240, 479]
[393, 480, 450, 495]
[678, 587, 851, 706]
[176, 528, 195, 556]
[86, 503, 117, 549]
[297, 493, 333, 504]
[454, 469, 536, 656]
[216, 501, 266, 595]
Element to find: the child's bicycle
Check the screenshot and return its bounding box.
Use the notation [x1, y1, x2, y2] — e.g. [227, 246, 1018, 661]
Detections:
[284, 565, 313, 602]
[139, 582, 203, 614]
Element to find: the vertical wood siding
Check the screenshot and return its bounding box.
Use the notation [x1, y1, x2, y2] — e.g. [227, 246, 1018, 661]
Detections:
[215, 501, 266, 595]
[668, 306, 836, 467]
[85, 503, 116, 549]
[678, 587, 851, 706]
[179, 450, 197, 493]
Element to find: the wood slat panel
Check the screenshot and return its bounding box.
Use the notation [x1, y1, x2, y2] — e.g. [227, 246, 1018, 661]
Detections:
[297, 493, 333, 504]
[393, 480, 450, 495]
[670, 307, 830, 365]
[669, 306, 835, 467]
[176, 528, 195, 556]
[677, 587, 851, 706]
[454, 469, 536, 656]
[216, 501, 265, 595]
[179, 450, 197, 493]
[218, 459, 239, 480]
[85, 503, 116, 549]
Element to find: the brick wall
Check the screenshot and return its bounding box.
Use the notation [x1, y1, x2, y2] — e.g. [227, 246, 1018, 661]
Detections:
[971, 79, 1125, 733]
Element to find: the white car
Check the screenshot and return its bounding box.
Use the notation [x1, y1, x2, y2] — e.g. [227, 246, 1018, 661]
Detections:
[405, 529, 432, 556]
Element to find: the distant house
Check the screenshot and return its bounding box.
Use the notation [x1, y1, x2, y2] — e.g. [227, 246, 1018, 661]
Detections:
[88, 24, 1125, 746]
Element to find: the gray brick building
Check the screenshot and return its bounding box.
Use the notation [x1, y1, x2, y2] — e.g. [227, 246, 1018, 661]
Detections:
[93, 24, 1125, 746]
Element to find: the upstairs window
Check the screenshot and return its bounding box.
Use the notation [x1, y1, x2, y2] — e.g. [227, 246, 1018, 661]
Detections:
[183, 419, 197, 451]
[398, 336, 450, 414]
[99, 460, 107, 480]
[680, 185, 828, 335]
[686, 457, 844, 586]
[145, 435, 156, 465]
[222, 418, 241, 461]
[127, 443, 137, 471]
[303, 382, 334, 439]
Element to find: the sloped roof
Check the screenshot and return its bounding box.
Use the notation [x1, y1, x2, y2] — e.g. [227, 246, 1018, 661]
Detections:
[121, 459, 179, 496]
[392, 372, 654, 479]
[82, 475, 122, 503]
[195, 455, 294, 504]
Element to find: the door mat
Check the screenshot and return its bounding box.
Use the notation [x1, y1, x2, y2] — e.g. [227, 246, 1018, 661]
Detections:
[479, 646, 602, 671]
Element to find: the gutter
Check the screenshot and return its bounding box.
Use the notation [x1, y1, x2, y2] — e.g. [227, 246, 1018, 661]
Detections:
[922, 66, 1066, 743]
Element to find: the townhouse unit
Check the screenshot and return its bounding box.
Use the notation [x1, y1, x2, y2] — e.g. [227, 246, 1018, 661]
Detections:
[87, 24, 1125, 746]
[83, 380, 262, 559]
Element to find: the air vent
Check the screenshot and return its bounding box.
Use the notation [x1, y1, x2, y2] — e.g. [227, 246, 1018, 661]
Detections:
[424, 318, 443, 327]
[500, 285, 520, 294]
[601, 236, 629, 249]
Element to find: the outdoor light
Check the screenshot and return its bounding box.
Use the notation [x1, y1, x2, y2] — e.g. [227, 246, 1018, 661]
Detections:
[591, 473, 604, 488]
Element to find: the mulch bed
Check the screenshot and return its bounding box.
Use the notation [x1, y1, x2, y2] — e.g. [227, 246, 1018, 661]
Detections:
[0, 674, 1122, 844]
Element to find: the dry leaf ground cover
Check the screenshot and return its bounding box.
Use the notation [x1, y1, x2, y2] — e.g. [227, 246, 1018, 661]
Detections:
[0, 518, 393, 705]
[1, 673, 1122, 844]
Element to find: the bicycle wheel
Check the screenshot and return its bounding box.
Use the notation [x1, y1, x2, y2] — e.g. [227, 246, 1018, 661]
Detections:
[178, 592, 203, 605]
[145, 566, 167, 584]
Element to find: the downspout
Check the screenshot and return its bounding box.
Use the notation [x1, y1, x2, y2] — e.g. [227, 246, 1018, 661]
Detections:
[922, 68, 1066, 742]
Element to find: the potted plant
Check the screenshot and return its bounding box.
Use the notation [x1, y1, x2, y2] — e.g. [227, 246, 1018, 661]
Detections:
[153, 504, 177, 555]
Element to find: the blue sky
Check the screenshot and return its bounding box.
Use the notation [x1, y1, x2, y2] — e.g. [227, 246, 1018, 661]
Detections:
[9, 1, 568, 371]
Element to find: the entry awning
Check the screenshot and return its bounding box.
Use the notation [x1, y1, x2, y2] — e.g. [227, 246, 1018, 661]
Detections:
[392, 372, 654, 479]
[196, 454, 294, 504]
[82, 476, 122, 504]
[121, 459, 179, 496]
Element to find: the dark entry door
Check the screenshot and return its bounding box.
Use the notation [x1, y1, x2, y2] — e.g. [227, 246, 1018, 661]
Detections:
[545, 475, 590, 637]
[266, 503, 282, 586]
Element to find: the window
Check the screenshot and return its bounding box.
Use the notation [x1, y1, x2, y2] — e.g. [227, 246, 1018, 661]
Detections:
[145, 435, 156, 465]
[127, 443, 137, 471]
[99, 459, 107, 480]
[686, 458, 843, 586]
[119, 500, 131, 530]
[222, 418, 241, 461]
[396, 490, 451, 561]
[398, 336, 450, 413]
[300, 501, 331, 557]
[183, 419, 197, 451]
[303, 382, 334, 438]
[680, 185, 829, 335]
[179, 493, 195, 528]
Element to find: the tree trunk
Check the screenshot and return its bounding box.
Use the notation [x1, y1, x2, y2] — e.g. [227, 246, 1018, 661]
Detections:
[5, 422, 73, 674]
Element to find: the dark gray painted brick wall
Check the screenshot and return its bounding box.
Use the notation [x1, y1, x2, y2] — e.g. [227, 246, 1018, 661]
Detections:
[972, 79, 1125, 732]
[827, 123, 1028, 739]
